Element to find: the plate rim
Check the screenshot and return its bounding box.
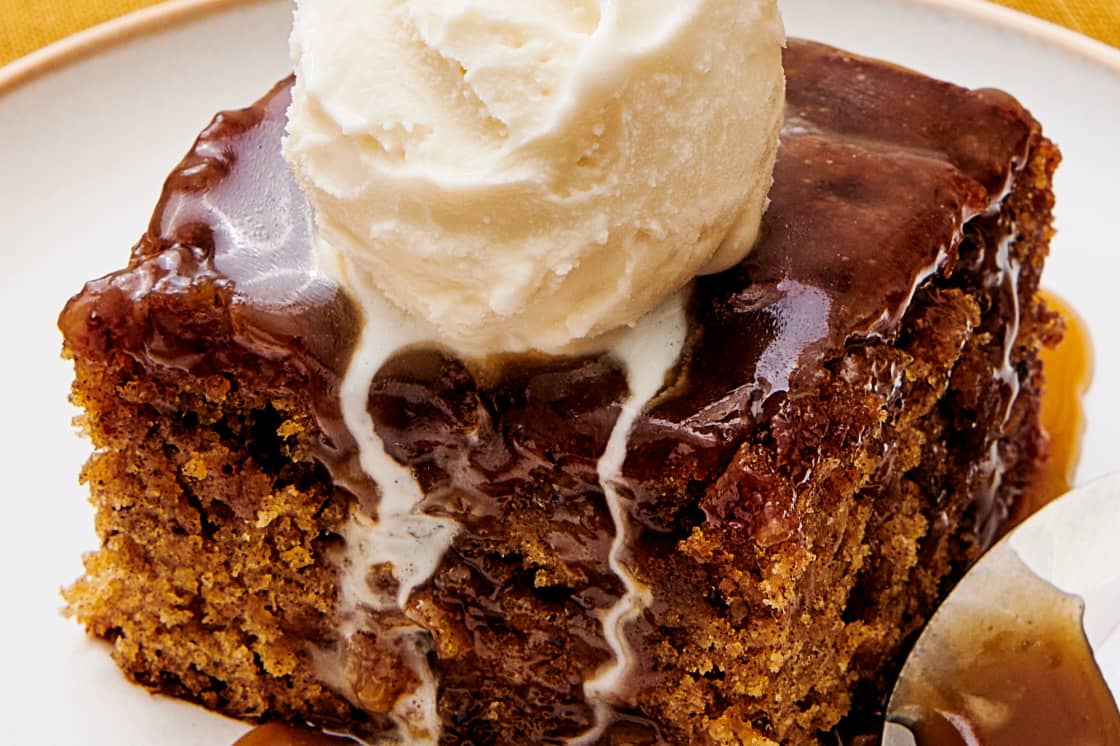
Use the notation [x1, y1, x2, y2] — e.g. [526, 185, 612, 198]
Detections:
[0, 0, 1118, 99]
[0, 0, 272, 96]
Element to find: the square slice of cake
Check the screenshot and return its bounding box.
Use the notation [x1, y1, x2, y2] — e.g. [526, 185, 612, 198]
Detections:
[60, 40, 1060, 744]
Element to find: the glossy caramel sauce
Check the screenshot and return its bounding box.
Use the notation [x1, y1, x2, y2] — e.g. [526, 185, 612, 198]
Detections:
[903, 623, 1119, 746]
[234, 723, 358, 745]
[1009, 291, 1093, 525]
[890, 552, 1120, 746]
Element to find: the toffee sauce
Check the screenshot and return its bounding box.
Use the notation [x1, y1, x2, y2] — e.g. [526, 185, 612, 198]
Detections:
[888, 555, 1119, 746]
[1009, 291, 1094, 526]
[233, 723, 359, 746]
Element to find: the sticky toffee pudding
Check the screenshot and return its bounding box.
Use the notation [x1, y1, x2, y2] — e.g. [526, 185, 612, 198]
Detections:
[61, 41, 1064, 744]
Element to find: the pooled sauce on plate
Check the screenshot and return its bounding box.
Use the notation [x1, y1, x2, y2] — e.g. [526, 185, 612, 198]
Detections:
[233, 723, 359, 745]
[1009, 291, 1093, 526]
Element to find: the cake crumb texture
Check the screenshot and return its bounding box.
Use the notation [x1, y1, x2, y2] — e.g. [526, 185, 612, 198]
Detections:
[63, 351, 371, 733]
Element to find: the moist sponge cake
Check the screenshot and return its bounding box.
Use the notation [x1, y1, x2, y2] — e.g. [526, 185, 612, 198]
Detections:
[59, 40, 1061, 744]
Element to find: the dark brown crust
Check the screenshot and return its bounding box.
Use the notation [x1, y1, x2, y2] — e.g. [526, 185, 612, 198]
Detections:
[60, 41, 1060, 744]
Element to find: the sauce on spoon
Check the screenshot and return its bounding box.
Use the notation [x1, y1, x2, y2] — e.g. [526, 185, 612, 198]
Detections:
[887, 548, 1120, 745]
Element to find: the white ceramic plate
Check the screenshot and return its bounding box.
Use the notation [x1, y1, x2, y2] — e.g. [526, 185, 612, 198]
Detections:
[1, 1, 1117, 743]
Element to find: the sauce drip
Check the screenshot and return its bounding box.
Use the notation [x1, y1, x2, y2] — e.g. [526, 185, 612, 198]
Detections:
[1009, 291, 1093, 525]
[233, 723, 358, 745]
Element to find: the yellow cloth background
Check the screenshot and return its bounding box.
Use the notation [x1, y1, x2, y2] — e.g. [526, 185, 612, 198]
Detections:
[0, 0, 1118, 68]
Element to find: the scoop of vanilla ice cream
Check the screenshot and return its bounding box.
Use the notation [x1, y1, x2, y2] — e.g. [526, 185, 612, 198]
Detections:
[284, 0, 785, 354]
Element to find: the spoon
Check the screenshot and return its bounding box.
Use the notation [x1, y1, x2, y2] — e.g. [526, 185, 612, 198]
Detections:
[882, 475, 1120, 745]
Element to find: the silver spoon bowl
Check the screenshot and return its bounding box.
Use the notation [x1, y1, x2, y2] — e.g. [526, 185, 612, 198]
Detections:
[883, 475, 1120, 745]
